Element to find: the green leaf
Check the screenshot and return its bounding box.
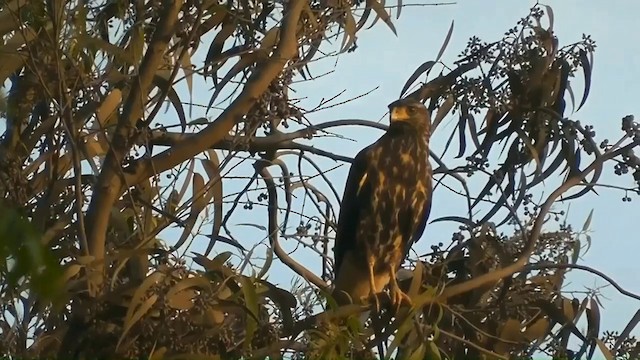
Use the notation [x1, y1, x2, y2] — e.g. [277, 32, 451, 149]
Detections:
[435, 20, 454, 64]
[257, 245, 273, 280]
[577, 49, 592, 111]
[408, 343, 426, 360]
[582, 209, 594, 232]
[340, 11, 357, 53]
[571, 239, 581, 264]
[202, 150, 224, 256]
[239, 276, 259, 352]
[427, 340, 442, 360]
[236, 223, 267, 231]
[367, 0, 397, 35]
[400, 61, 435, 98]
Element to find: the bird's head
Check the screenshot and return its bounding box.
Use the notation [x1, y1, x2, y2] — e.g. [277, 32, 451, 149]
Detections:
[387, 98, 430, 131]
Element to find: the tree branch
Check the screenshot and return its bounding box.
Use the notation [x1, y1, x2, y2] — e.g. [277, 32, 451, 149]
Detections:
[127, 0, 304, 184]
[84, 0, 305, 294]
[84, 0, 183, 294]
[436, 141, 638, 301]
[256, 160, 329, 292]
[526, 263, 640, 302]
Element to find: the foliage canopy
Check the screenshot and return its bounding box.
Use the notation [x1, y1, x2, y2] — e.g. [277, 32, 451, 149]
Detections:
[1, 0, 640, 359]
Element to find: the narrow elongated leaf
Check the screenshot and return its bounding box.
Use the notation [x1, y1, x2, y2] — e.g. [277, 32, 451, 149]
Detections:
[582, 209, 594, 231]
[202, 151, 224, 256]
[236, 223, 267, 231]
[257, 245, 273, 280]
[260, 26, 280, 52]
[566, 81, 577, 113]
[207, 52, 259, 111]
[429, 216, 475, 229]
[239, 276, 258, 352]
[408, 344, 426, 360]
[544, 5, 555, 31]
[95, 89, 123, 128]
[340, 11, 357, 53]
[167, 276, 211, 300]
[571, 239, 581, 264]
[367, 0, 397, 35]
[432, 94, 454, 130]
[118, 294, 159, 349]
[207, 235, 246, 251]
[178, 159, 195, 202]
[515, 128, 542, 175]
[205, 14, 234, 67]
[297, 35, 323, 79]
[455, 111, 468, 159]
[577, 49, 592, 111]
[153, 75, 187, 133]
[400, 61, 436, 98]
[435, 20, 454, 64]
[536, 299, 586, 342]
[427, 341, 442, 360]
[173, 173, 210, 250]
[440, 121, 458, 159]
[528, 147, 565, 189]
[180, 49, 194, 99]
[586, 297, 601, 359]
[408, 261, 424, 296]
[471, 168, 505, 209]
[356, 7, 372, 32]
[495, 170, 527, 227]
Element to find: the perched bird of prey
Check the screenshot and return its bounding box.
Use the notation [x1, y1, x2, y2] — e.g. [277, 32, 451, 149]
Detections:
[332, 97, 433, 311]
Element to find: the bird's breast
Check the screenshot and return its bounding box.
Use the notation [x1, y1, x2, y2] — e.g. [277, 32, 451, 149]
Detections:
[357, 139, 430, 254]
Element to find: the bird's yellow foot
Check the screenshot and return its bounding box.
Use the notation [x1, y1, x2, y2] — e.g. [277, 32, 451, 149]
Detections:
[367, 293, 381, 313]
[390, 285, 412, 314]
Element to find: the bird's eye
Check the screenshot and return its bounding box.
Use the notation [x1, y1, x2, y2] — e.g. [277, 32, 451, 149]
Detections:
[407, 107, 416, 114]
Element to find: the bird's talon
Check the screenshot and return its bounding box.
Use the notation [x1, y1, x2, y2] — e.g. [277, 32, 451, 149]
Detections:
[369, 293, 381, 313]
[391, 289, 412, 314]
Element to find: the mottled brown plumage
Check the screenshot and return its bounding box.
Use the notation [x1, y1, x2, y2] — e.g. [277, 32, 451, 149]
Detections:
[332, 97, 433, 311]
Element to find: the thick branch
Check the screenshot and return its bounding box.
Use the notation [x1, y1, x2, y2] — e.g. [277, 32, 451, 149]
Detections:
[84, 0, 305, 294]
[84, 0, 183, 293]
[127, 0, 304, 184]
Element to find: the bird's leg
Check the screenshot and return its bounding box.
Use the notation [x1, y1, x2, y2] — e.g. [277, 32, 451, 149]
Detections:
[389, 265, 412, 313]
[367, 255, 380, 313]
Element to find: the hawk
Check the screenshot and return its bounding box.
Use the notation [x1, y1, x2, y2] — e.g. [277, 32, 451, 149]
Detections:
[332, 97, 433, 311]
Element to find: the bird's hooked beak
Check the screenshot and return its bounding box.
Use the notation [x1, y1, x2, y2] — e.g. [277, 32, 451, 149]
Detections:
[388, 98, 423, 123]
[389, 105, 412, 122]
